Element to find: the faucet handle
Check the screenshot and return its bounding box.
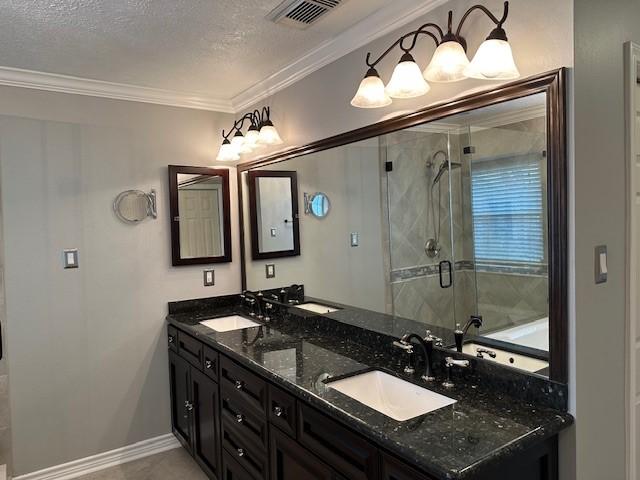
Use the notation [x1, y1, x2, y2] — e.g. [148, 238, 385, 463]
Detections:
[424, 330, 443, 345]
[392, 340, 413, 353]
[445, 356, 470, 368]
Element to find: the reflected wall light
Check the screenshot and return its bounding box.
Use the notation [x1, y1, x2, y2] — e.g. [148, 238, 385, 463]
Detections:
[351, 1, 519, 108]
[216, 106, 283, 161]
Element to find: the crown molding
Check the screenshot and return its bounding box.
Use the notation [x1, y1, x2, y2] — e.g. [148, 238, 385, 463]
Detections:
[230, 0, 450, 111]
[0, 66, 235, 113]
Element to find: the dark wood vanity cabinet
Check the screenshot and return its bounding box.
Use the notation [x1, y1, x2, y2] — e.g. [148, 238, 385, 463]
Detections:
[168, 349, 222, 479]
[168, 326, 559, 480]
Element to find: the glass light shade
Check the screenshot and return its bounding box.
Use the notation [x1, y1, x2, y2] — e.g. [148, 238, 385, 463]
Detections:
[423, 41, 470, 83]
[258, 123, 283, 145]
[350, 68, 392, 108]
[216, 140, 239, 162]
[244, 128, 260, 146]
[230, 132, 245, 149]
[385, 53, 430, 99]
[465, 39, 520, 80]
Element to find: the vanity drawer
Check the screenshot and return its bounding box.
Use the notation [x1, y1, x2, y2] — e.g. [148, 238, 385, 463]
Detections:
[167, 325, 178, 352]
[268, 384, 297, 438]
[203, 345, 218, 382]
[220, 356, 267, 416]
[177, 330, 203, 369]
[298, 403, 379, 480]
[222, 449, 258, 480]
[221, 391, 268, 450]
[222, 420, 268, 480]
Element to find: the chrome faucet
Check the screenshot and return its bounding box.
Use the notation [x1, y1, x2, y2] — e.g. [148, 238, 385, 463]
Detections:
[393, 333, 437, 382]
[443, 356, 470, 388]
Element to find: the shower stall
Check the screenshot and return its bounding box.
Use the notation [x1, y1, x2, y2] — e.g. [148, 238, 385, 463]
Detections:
[381, 115, 548, 338]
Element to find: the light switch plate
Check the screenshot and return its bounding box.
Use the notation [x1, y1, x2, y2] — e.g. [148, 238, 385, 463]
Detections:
[350, 232, 359, 247]
[265, 264, 276, 279]
[270, 228, 277, 237]
[203, 269, 215, 287]
[63, 249, 79, 269]
[595, 245, 607, 284]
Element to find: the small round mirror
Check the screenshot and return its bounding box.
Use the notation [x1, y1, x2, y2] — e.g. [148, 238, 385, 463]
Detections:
[309, 192, 331, 219]
[113, 190, 156, 224]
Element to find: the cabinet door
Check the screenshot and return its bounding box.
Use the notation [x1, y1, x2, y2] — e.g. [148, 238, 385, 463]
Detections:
[381, 452, 434, 480]
[271, 427, 334, 480]
[169, 351, 192, 450]
[192, 368, 222, 479]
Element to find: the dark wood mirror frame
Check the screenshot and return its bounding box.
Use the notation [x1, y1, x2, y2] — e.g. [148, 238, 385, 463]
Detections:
[247, 170, 300, 260]
[237, 68, 567, 383]
[168, 165, 232, 266]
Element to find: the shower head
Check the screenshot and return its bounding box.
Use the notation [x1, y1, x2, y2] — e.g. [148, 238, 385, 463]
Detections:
[432, 159, 461, 185]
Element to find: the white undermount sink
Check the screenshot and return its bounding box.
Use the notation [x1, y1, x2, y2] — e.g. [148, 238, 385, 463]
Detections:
[459, 342, 549, 373]
[199, 315, 260, 332]
[327, 370, 456, 421]
[294, 302, 340, 314]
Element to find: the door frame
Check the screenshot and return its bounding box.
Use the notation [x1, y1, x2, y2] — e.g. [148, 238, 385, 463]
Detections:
[624, 40, 640, 480]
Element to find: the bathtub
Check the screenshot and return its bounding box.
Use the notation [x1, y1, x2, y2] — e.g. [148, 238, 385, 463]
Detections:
[485, 318, 549, 352]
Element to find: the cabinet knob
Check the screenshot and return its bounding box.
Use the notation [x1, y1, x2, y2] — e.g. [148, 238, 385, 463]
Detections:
[273, 405, 284, 417]
[184, 401, 193, 411]
[205, 360, 213, 369]
[235, 380, 244, 390]
[237, 448, 245, 457]
[168, 335, 174, 344]
[236, 414, 244, 424]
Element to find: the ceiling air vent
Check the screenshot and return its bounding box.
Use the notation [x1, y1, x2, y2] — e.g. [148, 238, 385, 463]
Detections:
[268, 0, 345, 29]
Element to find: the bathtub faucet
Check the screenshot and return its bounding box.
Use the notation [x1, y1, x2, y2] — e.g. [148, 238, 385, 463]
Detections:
[454, 315, 483, 352]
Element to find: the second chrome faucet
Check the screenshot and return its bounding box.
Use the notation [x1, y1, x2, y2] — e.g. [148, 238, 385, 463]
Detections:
[393, 331, 442, 382]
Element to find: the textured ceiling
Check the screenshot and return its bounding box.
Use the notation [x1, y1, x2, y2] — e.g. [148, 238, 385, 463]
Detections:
[0, 0, 390, 98]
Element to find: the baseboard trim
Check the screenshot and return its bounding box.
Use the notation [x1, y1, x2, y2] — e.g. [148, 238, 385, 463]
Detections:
[14, 434, 180, 480]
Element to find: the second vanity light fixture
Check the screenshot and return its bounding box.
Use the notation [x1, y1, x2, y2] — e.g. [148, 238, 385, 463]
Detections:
[351, 1, 519, 108]
[216, 106, 283, 161]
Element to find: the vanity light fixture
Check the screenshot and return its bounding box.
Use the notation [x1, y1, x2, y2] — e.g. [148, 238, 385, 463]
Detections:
[216, 106, 283, 161]
[351, 1, 519, 108]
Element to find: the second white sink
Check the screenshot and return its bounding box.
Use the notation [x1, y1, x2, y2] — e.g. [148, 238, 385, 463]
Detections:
[199, 315, 260, 332]
[327, 370, 456, 421]
[294, 302, 340, 314]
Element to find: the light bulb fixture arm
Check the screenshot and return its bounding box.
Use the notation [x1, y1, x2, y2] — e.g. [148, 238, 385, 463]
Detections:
[455, 1, 509, 38]
[365, 23, 442, 68]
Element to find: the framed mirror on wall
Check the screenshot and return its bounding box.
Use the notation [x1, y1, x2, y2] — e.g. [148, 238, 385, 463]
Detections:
[168, 165, 232, 266]
[247, 170, 300, 260]
[237, 69, 566, 383]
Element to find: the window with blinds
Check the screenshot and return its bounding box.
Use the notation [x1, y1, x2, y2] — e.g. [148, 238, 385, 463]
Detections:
[471, 153, 544, 265]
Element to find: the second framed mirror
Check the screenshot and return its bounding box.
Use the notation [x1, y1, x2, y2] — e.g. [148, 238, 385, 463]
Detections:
[248, 170, 300, 260]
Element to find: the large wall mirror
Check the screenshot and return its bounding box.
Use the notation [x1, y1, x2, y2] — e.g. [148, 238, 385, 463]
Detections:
[238, 70, 566, 382]
[169, 165, 232, 266]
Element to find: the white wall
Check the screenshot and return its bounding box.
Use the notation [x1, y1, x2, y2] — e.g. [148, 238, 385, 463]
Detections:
[570, 0, 640, 478]
[0, 86, 238, 475]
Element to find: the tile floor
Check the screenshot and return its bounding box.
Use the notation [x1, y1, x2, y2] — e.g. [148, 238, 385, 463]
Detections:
[74, 448, 207, 480]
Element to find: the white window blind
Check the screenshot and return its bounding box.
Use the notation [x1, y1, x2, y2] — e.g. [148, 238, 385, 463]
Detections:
[471, 153, 544, 264]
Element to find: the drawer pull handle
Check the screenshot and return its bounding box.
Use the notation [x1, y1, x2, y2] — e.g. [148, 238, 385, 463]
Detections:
[235, 380, 244, 390]
[205, 360, 213, 369]
[236, 414, 244, 424]
[273, 406, 284, 417]
[237, 448, 245, 458]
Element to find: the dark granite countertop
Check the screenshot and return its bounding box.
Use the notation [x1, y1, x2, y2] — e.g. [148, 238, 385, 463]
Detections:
[166, 298, 573, 480]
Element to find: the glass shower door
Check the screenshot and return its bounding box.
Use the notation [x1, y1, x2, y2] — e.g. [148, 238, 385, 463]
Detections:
[382, 128, 458, 330]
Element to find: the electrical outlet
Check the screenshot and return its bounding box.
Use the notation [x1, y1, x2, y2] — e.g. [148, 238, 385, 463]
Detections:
[63, 249, 79, 269]
[203, 269, 215, 286]
[265, 264, 276, 279]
